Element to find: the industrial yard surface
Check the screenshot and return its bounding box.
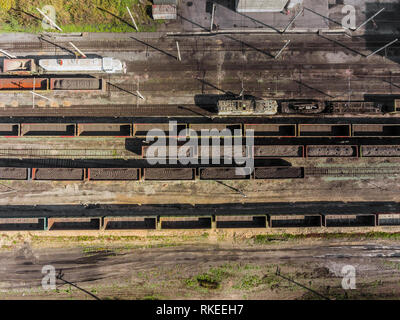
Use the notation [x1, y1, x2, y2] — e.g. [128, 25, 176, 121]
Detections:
[1, 0, 400, 309]
[4, 231, 400, 300]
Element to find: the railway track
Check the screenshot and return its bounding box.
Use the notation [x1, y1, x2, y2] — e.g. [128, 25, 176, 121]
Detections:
[125, 61, 400, 74]
[107, 74, 400, 92]
[3, 35, 400, 53]
[0, 149, 120, 158]
[0, 105, 391, 119]
[0, 105, 213, 117]
[2, 165, 399, 181]
[2, 38, 400, 105]
[305, 167, 400, 177]
[108, 77, 400, 96]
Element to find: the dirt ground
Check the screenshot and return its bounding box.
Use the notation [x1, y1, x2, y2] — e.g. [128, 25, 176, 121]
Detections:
[1, 230, 400, 300]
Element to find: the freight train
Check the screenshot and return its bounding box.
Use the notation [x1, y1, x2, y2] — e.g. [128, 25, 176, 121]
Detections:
[0, 167, 302, 182]
[0, 77, 105, 92]
[0, 166, 399, 182]
[0, 213, 391, 231]
[217, 98, 387, 115]
[0, 212, 394, 230]
[2, 122, 400, 139]
[0, 122, 399, 159]
[0, 57, 126, 74]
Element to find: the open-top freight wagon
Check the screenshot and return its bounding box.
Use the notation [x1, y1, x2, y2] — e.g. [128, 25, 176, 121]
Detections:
[49, 78, 106, 91]
[0, 78, 48, 90]
[217, 99, 279, 115]
[0, 77, 105, 92]
[281, 100, 326, 114]
[1, 59, 37, 75]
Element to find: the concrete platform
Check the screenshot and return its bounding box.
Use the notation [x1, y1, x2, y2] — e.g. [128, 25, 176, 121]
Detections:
[180, 0, 329, 32]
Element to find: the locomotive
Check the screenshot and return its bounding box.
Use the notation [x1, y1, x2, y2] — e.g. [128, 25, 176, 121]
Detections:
[0, 57, 126, 74]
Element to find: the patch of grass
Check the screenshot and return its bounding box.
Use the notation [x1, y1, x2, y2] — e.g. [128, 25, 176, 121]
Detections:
[82, 247, 116, 256]
[141, 294, 162, 300]
[64, 285, 72, 294]
[233, 275, 263, 290]
[184, 278, 197, 288]
[185, 263, 263, 292]
[28, 234, 210, 251]
[201, 232, 209, 239]
[253, 232, 400, 244]
[253, 234, 299, 244]
[185, 263, 287, 294]
[0, 0, 163, 33]
[384, 261, 400, 271]
[370, 279, 383, 288]
[31, 235, 142, 243]
[261, 274, 282, 290]
[185, 265, 232, 290]
[196, 273, 220, 289]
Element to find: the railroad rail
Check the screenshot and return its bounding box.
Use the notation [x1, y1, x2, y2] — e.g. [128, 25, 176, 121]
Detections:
[0, 165, 399, 181]
[0, 166, 303, 181]
[1, 144, 400, 159]
[2, 122, 400, 138]
[0, 145, 394, 159]
[2, 35, 400, 52]
[304, 167, 400, 177]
